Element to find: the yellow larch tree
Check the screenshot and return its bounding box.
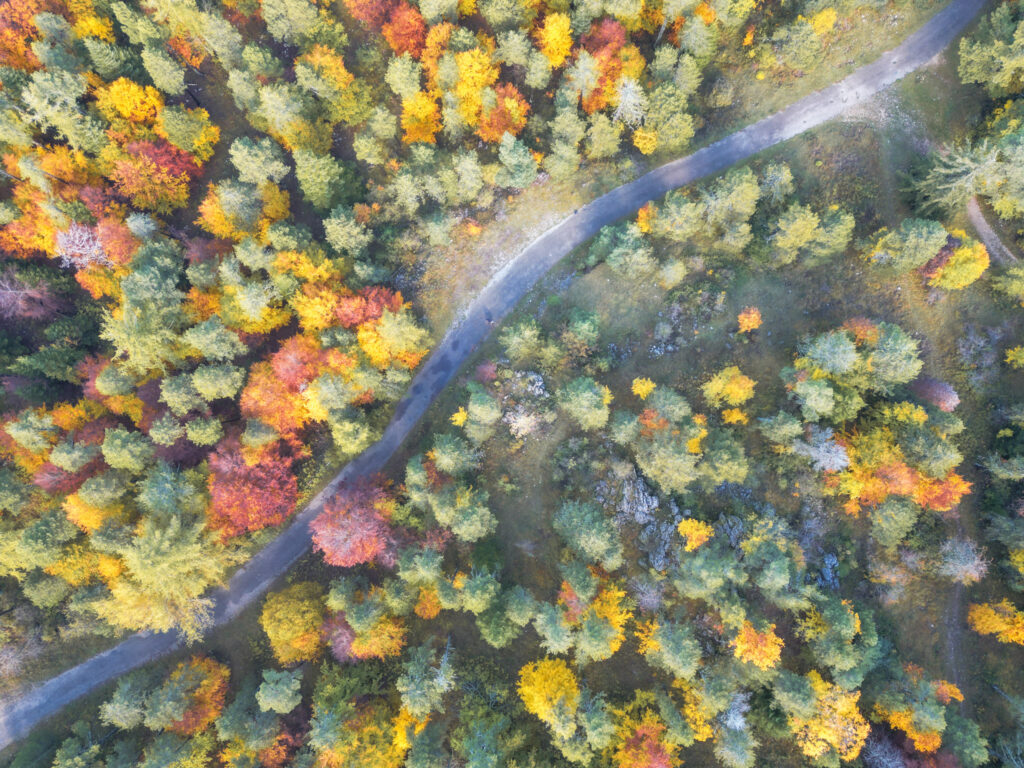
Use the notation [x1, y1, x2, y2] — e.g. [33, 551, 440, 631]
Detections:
[968, 600, 1024, 644]
[517, 658, 580, 724]
[535, 13, 573, 68]
[677, 518, 714, 551]
[702, 366, 756, 408]
[401, 92, 441, 144]
[789, 671, 870, 762]
[631, 377, 656, 399]
[731, 621, 783, 670]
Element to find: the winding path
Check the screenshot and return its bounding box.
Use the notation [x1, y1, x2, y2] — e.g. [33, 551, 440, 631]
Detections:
[0, 0, 988, 750]
[967, 195, 1019, 265]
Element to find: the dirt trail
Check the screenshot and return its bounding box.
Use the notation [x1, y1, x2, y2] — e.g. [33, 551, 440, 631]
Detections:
[967, 195, 1019, 266]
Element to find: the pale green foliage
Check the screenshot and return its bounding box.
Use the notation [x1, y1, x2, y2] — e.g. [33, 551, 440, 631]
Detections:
[553, 500, 623, 570]
[867, 218, 948, 273]
[557, 377, 609, 430]
[386, 54, 423, 99]
[324, 206, 372, 257]
[257, 669, 303, 713]
[102, 426, 155, 474]
[229, 136, 290, 185]
[397, 642, 455, 718]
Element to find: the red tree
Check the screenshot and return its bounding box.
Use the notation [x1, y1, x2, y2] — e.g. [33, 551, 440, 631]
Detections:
[95, 217, 140, 266]
[310, 479, 397, 567]
[334, 287, 404, 328]
[271, 335, 329, 390]
[109, 140, 200, 214]
[207, 441, 299, 537]
[342, 0, 397, 30]
[581, 18, 626, 55]
[477, 83, 530, 143]
[382, 2, 426, 57]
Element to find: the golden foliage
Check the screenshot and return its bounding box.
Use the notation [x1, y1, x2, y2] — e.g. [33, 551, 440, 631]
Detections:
[454, 48, 500, 126]
[535, 13, 573, 68]
[702, 365, 756, 407]
[928, 236, 989, 290]
[873, 704, 941, 753]
[731, 621, 783, 670]
[350, 616, 408, 660]
[790, 671, 869, 761]
[64, 493, 122, 532]
[677, 518, 714, 551]
[95, 78, 164, 124]
[968, 600, 1024, 645]
[518, 658, 580, 724]
[694, 1, 716, 24]
[632, 127, 658, 155]
[635, 202, 655, 233]
[631, 377, 656, 400]
[737, 306, 762, 333]
[809, 7, 837, 34]
[414, 585, 442, 619]
[260, 582, 325, 665]
[721, 407, 748, 424]
[401, 92, 442, 144]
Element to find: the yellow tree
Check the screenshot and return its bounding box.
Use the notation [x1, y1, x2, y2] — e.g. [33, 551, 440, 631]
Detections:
[95, 78, 164, 124]
[401, 92, 441, 144]
[677, 519, 714, 551]
[535, 13, 573, 68]
[789, 672, 869, 762]
[737, 306, 762, 333]
[926, 233, 989, 290]
[518, 658, 580, 738]
[702, 366, 756, 408]
[968, 600, 1024, 644]
[631, 377, 656, 400]
[731, 621, 783, 670]
[260, 582, 326, 664]
[454, 47, 499, 126]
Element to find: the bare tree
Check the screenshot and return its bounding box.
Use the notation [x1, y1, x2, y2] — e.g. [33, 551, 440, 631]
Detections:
[55, 222, 109, 269]
[0, 269, 57, 320]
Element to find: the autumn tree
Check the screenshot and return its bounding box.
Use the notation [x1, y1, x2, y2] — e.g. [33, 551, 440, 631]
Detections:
[311, 480, 398, 568]
[785, 671, 869, 762]
[702, 366, 756, 408]
[207, 442, 299, 537]
[518, 658, 580, 740]
[535, 13, 573, 68]
[867, 218, 948, 273]
[383, 3, 427, 57]
[731, 621, 783, 670]
[968, 600, 1024, 644]
[554, 500, 623, 570]
[257, 668, 303, 713]
[260, 582, 326, 665]
[143, 656, 230, 735]
[557, 377, 611, 430]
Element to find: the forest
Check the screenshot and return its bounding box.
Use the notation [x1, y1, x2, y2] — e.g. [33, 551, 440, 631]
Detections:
[2, 0, 1024, 766]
